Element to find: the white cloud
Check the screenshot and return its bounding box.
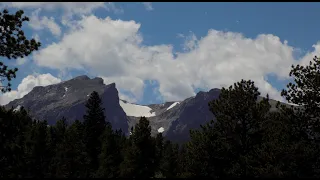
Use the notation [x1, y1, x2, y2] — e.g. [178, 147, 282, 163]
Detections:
[101, 76, 144, 102]
[16, 57, 28, 65]
[1, 2, 122, 17]
[32, 33, 41, 42]
[142, 2, 153, 11]
[119, 93, 138, 104]
[28, 9, 61, 37]
[31, 15, 319, 103]
[29, 9, 61, 37]
[299, 42, 320, 66]
[2, 2, 105, 14]
[0, 74, 61, 105]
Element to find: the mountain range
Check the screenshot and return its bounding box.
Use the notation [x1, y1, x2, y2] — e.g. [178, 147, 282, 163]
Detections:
[4, 75, 287, 143]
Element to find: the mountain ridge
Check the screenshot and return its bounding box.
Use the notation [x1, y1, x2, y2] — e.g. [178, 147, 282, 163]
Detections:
[3, 75, 290, 143]
[5, 75, 129, 135]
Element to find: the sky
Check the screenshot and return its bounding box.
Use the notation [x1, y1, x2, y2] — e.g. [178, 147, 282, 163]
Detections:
[0, 2, 320, 105]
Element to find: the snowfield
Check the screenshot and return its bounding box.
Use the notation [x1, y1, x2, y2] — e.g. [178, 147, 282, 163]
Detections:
[119, 100, 156, 117]
[13, 105, 21, 112]
[166, 102, 180, 111]
[158, 127, 165, 133]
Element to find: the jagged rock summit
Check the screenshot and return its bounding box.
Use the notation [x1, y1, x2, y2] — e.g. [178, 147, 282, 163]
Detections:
[5, 75, 129, 134]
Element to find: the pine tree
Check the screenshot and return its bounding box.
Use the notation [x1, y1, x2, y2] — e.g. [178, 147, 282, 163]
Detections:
[154, 133, 164, 174]
[120, 116, 156, 178]
[50, 119, 90, 178]
[24, 120, 50, 178]
[281, 56, 320, 140]
[177, 144, 193, 178]
[66, 120, 90, 178]
[159, 140, 179, 178]
[280, 56, 320, 177]
[83, 91, 106, 175]
[0, 9, 41, 93]
[209, 80, 271, 177]
[49, 117, 70, 177]
[183, 126, 220, 178]
[184, 80, 271, 177]
[247, 109, 294, 177]
[96, 124, 122, 178]
[0, 106, 32, 177]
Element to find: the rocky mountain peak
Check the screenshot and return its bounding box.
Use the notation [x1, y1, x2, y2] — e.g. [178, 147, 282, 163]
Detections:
[71, 75, 90, 81]
[5, 75, 128, 134]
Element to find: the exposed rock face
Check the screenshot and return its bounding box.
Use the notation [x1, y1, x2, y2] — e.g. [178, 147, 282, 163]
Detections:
[5, 75, 129, 135]
[125, 89, 221, 143]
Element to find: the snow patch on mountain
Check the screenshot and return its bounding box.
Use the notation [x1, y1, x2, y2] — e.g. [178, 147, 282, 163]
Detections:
[13, 105, 21, 112]
[166, 102, 180, 111]
[119, 100, 156, 117]
[158, 127, 165, 133]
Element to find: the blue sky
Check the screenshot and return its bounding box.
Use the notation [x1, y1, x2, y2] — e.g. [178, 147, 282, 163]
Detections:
[0, 2, 319, 105]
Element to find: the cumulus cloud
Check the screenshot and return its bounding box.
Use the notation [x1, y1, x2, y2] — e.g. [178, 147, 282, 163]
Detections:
[1, 2, 122, 17]
[119, 93, 138, 104]
[32, 15, 311, 103]
[142, 2, 153, 11]
[1, 2, 123, 33]
[29, 9, 61, 37]
[0, 74, 61, 105]
[101, 76, 144, 102]
[299, 43, 320, 66]
[32, 33, 41, 42]
[16, 57, 28, 65]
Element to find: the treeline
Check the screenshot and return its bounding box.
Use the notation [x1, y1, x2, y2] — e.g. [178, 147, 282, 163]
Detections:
[1, 56, 320, 178]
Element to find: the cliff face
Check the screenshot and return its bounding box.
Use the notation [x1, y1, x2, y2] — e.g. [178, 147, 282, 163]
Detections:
[5, 75, 129, 135]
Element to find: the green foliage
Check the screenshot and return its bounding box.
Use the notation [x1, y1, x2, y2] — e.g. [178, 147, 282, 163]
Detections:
[0, 9, 41, 93]
[52, 119, 90, 178]
[159, 140, 179, 178]
[96, 126, 123, 178]
[83, 91, 107, 175]
[280, 55, 320, 177]
[120, 116, 156, 178]
[0, 106, 32, 177]
[24, 120, 50, 178]
[184, 80, 271, 178]
[154, 133, 164, 172]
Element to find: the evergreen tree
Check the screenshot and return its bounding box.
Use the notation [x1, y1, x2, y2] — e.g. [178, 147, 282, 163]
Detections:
[83, 91, 106, 175]
[96, 124, 122, 178]
[209, 80, 270, 177]
[24, 120, 50, 178]
[184, 80, 271, 177]
[66, 120, 90, 177]
[120, 116, 156, 178]
[183, 125, 220, 178]
[281, 56, 320, 139]
[51, 119, 90, 178]
[249, 109, 295, 177]
[49, 117, 69, 177]
[159, 140, 179, 178]
[177, 144, 193, 178]
[154, 132, 164, 174]
[280, 56, 320, 177]
[0, 9, 41, 93]
[0, 106, 32, 177]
